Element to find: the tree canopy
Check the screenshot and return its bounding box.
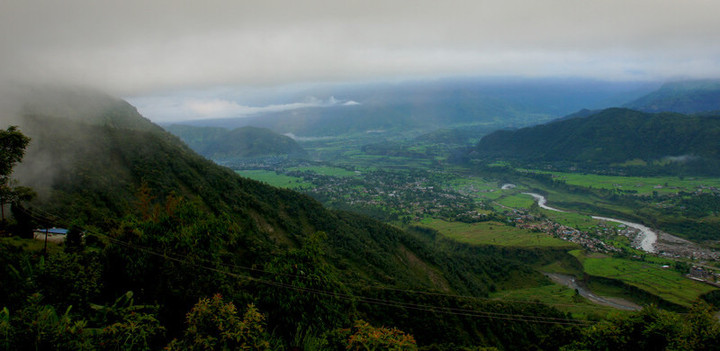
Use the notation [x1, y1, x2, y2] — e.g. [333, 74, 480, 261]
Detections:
[0, 126, 30, 185]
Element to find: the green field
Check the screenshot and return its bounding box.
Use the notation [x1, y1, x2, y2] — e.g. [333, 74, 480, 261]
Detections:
[235, 170, 312, 189]
[420, 219, 575, 248]
[0, 236, 63, 254]
[496, 193, 536, 209]
[287, 165, 358, 177]
[335, 152, 434, 170]
[527, 170, 720, 196]
[570, 250, 717, 307]
[543, 211, 601, 232]
[491, 283, 621, 319]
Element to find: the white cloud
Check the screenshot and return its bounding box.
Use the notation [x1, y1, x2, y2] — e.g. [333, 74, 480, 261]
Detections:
[1, 0, 720, 95]
[131, 95, 359, 122]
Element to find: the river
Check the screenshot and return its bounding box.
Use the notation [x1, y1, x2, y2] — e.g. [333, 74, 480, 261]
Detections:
[521, 192, 567, 212]
[523, 192, 657, 253]
[591, 216, 658, 253]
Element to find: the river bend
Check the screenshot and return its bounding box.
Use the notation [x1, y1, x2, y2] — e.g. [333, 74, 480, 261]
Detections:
[523, 193, 657, 253]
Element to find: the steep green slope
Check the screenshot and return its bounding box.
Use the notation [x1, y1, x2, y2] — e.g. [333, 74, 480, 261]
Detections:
[472, 108, 720, 173]
[625, 80, 720, 114]
[165, 124, 306, 160]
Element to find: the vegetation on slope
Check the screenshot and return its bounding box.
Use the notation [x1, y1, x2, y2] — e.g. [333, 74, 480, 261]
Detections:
[472, 108, 720, 175]
[1, 89, 585, 349]
[2, 87, 720, 350]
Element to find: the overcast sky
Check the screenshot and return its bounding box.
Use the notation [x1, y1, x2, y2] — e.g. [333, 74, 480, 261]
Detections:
[2, 0, 720, 121]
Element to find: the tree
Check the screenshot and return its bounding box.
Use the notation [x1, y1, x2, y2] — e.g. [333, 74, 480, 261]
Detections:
[6, 293, 92, 350]
[0, 126, 31, 222]
[92, 291, 165, 351]
[345, 320, 417, 351]
[166, 294, 274, 350]
[64, 225, 84, 253]
[0, 126, 30, 179]
[261, 231, 355, 340]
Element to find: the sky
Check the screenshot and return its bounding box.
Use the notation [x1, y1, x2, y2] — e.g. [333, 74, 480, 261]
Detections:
[2, 0, 720, 121]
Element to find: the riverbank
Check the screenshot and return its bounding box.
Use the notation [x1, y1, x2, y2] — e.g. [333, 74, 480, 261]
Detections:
[592, 216, 657, 253]
[522, 192, 657, 253]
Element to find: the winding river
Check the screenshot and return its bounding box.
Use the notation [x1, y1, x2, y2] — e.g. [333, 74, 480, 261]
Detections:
[522, 192, 657, 253]
[521, 192, 567, 213]
[591, 216, 658, 253]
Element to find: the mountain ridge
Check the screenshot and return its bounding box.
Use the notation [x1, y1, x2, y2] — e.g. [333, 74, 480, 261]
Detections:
[470, 108, 720, 173]
[168, 78, 655, 137]
[624, 79, 720, 114]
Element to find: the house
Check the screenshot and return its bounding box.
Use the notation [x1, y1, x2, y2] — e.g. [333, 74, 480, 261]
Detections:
[33, 227, 69, 243]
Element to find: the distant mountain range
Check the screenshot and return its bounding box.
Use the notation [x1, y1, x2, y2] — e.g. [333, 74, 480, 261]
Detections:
[175, 78, 655, 138]
[624, 80, 720, 114]
[471, 108, 720, 174]
[165, 124, 307, 161]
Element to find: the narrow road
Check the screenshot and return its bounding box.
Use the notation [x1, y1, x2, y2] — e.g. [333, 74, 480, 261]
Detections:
[545, 273, 641, 311]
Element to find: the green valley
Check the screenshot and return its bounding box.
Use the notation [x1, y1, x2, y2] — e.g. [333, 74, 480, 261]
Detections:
[4, 0, 720, 348]
[3, 82, 720, 350]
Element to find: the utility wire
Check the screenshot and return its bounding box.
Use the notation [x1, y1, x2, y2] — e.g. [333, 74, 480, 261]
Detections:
[104, 235, 591, 326]
[19, 206, 616, 323]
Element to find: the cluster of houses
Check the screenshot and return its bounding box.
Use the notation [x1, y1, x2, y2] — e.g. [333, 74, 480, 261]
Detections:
[506, 210, 620, 253]
[687, 265, 720, 287]
[305, 172, 478, 221]
[655, 240, 720, 261]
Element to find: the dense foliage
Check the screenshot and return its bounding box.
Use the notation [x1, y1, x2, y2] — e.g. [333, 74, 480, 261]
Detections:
[0, 126, 32, 222]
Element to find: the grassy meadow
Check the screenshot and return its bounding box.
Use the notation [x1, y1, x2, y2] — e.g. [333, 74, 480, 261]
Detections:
[287, 165, 358, 177]
[420, 219, 575, 248]
[527, 170, 720, 196]
[570, 250, 716, 307]
[490, 283, 623, 319]
[235, 170, 312, 189]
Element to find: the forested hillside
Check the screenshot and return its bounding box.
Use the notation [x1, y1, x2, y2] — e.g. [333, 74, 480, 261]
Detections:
[471, 108, 720, 174]
[165, 124, 307, 161]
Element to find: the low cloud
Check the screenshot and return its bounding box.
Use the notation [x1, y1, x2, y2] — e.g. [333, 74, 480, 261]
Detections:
[131, 95, 359, 122]
[2, 0, 720, 96]
[283, 133, 337, 142]
[663, 155, 699, 163]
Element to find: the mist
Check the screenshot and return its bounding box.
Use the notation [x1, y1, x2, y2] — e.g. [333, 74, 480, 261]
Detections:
[2, 0, 720, 98]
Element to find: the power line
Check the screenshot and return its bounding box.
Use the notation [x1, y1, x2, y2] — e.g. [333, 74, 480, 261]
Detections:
[19, 206, 610, 324]
[22, 205, 597, 309]
[104, 235, 591, 326]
